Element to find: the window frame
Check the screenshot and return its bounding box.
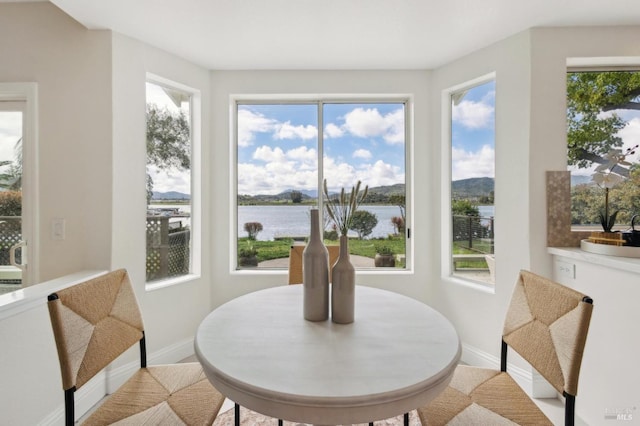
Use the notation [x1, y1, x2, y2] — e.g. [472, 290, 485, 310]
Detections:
[565, 65, 640, 236]
[441, 73, 496, 290]
[231, 94, 413, 275]
[145, 74, 202, 290]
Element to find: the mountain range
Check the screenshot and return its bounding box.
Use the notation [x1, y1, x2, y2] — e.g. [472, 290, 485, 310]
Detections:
[156, 178, 497, 201]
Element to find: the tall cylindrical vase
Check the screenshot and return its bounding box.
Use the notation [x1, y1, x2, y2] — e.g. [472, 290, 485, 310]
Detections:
[303, 209, 329, 321]
[331, 235, 355, 324]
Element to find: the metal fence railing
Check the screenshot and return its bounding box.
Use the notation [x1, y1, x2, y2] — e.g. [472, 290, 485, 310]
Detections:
[452, 214, 494, 254]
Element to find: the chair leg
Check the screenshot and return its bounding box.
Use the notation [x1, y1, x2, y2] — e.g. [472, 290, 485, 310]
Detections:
[235, 403, 240, 426]
[278, 420, 283, 426]
[404, 412, 409, 426]
[64, 388, 75, 426]
[369, 423, 374, 426]
[564, 392, 576, 426]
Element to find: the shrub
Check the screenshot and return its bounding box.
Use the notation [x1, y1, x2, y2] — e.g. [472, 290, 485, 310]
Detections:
[349, 210, 378, 239]
[0, 191, 21, 216]
[243, 222, 263, 240]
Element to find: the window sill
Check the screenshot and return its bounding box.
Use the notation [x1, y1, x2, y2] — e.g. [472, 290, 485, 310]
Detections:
[443, 274, 496, 294]
[145, 273, 201, 292]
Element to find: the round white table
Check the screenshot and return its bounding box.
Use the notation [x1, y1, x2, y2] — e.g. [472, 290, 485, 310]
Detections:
[195, 285, 460, 425]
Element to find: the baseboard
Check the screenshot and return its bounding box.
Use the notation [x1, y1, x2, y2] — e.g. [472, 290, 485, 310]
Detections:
[39, 337, 195, 425]
[461, 342, 535, 394]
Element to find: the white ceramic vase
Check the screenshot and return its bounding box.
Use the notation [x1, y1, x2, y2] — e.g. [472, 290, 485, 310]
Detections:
[303, 209, 329, 321]
[331, 235, 355, 324]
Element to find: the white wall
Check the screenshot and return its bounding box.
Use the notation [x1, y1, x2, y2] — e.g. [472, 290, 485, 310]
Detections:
[208, 71, 433, 308]
[110, 33, 213, 360]
[427, 25, 640, 420]
[0, 4, 214, 424]
[427, 31, 534, 369]
[0, 2, 113, 282]
[0, 6, 112, 423]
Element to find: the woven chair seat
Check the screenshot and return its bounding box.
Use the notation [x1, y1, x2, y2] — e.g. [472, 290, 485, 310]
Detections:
[48, 269, 226, 425]
[418, 365, 552, 425]
[417, 270, 593, 426]
[83, 363, 224, 425]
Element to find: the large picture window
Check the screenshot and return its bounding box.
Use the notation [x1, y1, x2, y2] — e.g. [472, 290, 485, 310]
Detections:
[449, 78, 495, 285]
[236, 100, 408, 271]
[145, 80, 194, 283]
[567, 70, 640, 234]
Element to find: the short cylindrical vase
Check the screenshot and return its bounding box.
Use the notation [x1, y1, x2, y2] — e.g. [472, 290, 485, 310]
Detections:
[331, 235, 355, 324]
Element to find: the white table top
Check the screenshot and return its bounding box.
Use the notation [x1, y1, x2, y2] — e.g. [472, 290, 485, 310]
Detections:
[195, 285, 460, 424]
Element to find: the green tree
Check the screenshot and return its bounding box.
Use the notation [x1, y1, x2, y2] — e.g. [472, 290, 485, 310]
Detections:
[146, 104, 190, 203]
[290, 190, 303, 203]
[0, 137, 22, 191]
[567, 71, 640, 173]
[452, 199, 479, 216]
[349, 210, 378, 239]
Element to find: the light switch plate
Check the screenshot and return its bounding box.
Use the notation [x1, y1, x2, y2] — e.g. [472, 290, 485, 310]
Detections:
[52, 218, 65, 240]
[555, 260, 575, 279]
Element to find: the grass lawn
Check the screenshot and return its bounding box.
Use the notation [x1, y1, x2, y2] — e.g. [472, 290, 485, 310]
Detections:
[238, 236, 406, 263]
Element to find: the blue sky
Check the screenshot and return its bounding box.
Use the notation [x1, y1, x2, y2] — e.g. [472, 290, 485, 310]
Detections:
[450, 80, 496, 181]
[238, 102, 406, 195]
[145, 78, 640, 196]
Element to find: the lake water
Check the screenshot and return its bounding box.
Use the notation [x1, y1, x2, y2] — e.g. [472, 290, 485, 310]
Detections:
[238, 205, 404, 241]
[151, 203, 494, 241]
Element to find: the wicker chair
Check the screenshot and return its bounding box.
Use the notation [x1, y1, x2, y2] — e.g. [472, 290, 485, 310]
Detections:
[288, 244, 340, 284]
[47, 269, 225, 425]
[418, 270, 593, 426]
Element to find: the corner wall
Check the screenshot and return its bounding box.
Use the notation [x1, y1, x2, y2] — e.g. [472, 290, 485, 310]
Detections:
[110, 33, 213, 360]
[428, 30, 533, 366]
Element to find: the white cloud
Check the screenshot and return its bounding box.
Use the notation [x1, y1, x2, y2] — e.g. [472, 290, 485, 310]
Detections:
[336, 107, 405, 145]
[147, 165, 190, 194]
[324, 123, 344, 138]
[353, 149, 372, 160]
[618, 117, 640, 161]
[274, 121, 317, 140]
[237, 109, 278, 147]
[253, 145, 286, 163]
[358, 160, 404, 187]
[452, 99, 494, 129]
[287, 146, 318, 168]
[451, 145, 495, 181]
[383, 109, 405, 144]
[238, 109, 319, 147]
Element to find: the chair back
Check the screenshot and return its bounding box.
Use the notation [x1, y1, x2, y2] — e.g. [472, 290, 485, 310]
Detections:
[288, 244, 340, 284]
[502, 270, 593, 396]
[47, 269, 144, 391]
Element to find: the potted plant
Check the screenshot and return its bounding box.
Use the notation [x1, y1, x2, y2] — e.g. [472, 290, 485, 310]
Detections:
[238, 241, 258, 267]
[374, 244, 396, 267]
[589, 145, 637, 245]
